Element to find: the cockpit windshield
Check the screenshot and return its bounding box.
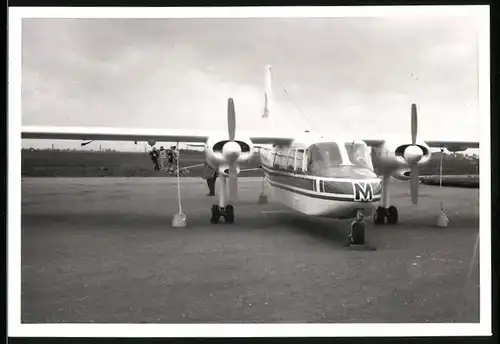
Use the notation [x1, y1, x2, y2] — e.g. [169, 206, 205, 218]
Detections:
[344, 141, 373, 170]
[306, 142, 343, 174]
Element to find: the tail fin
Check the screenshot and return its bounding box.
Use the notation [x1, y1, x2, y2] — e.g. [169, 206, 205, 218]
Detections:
[262, 64, 273, 119]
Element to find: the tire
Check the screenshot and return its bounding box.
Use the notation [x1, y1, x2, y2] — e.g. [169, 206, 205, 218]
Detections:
[225, 205, 235, 224]
[387, 206, 399, 225]
[210, 204, 220, 224]
[373, 206, 386, 225]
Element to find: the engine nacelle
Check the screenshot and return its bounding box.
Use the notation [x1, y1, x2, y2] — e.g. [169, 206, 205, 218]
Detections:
[392, 168, 412, 181]
[446, 145, 469, 152]
[204, 134, 254, 169]
[394, 143, 431, 164]
[372, 139, 431, 176]
[218, 164, 241, 177]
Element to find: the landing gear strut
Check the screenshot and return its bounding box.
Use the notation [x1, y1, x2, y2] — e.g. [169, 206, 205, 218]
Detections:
[373, 206, 399, 225]
[210, 204, 235, 224]
[210, 176, 235, 224]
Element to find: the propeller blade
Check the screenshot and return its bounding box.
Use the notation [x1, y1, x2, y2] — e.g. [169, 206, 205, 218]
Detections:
[410, 163, 419, 204]
[81, 140, 94, 146]
[228, 162, 238, 202]
[228, 98, 236, 141]
[411, 103, 418, 145]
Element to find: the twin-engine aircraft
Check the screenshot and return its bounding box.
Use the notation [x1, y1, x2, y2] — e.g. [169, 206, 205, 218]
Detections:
[21, 65, 479, 245]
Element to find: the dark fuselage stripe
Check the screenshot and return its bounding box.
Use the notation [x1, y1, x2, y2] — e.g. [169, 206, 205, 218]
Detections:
[263, 167, 381, 196]
[265, 169, 315, 191]
[268, 180, 381, 203]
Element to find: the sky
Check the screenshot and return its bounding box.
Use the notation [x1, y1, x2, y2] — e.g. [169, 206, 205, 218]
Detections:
[21, 13, 482, 152]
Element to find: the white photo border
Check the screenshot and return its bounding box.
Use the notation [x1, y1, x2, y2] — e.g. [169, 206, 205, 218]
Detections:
[8, 5, 491, 338]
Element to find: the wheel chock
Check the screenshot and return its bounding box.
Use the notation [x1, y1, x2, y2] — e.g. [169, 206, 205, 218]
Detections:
[436, 210, 449, 228]
[347, 220, 376, 250]
[172, 212, 187, 227]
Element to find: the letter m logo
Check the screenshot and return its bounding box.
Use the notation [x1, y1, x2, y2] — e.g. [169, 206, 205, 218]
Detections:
[353, 182, 374, 202]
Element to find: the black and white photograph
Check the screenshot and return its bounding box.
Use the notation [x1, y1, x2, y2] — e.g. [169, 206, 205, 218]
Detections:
[8, 5, 491, 338]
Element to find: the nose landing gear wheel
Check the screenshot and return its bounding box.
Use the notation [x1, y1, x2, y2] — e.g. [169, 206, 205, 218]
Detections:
[210, 205, 235, 224]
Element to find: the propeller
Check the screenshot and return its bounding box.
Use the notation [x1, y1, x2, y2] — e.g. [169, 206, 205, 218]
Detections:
[404, 103, 423, 204]
[411, 103, 417, 145]
[224, 98, 240, 202]
[81, 140, 94, 146]
[228, 98, 236, 141]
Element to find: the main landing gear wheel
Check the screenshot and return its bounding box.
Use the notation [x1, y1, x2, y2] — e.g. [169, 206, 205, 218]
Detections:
[210, 204, 220, 224]
[225, 205, 235, 224]
[373, 206, 399, 225]
[210, 204, 235, 224]
[387, 206, 399, 225]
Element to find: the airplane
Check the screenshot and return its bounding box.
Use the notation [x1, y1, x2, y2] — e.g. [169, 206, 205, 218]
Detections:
[21, 65, 479, 246]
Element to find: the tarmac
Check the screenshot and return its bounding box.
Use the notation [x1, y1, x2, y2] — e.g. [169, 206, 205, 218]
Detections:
[21, 177, 480, 323]
[420, 174, 479, 188]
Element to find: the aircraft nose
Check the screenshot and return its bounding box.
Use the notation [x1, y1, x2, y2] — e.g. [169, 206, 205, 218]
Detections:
[318, 166, 381, 199]
[322, 178, 381, 197]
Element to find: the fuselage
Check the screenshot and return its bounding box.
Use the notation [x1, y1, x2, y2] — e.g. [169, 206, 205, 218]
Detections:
[258, 132, 382, 219]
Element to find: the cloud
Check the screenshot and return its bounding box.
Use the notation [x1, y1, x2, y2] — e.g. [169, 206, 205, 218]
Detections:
[21, 15, 481, 150]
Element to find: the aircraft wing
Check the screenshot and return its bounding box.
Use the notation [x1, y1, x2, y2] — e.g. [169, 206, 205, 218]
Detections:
[21, 126, 295, 146]
[423, 140, 479, 151]
[363, 139, 479, 151]
[362, 139, 386, 147]
[21, 126, 210, 143]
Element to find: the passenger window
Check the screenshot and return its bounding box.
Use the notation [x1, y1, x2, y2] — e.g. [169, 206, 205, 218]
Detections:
[286, 149, 295, 171]
[282, 150, 289, 169]
[295, 149, 304, 173]
[280, 148, 289, 169]
[270, 149, 277, 167]
[261, 148, 268, 167]
[305, 149, 313, 174]
[267, 150, 274, 167]
[273, 148, 283, 169]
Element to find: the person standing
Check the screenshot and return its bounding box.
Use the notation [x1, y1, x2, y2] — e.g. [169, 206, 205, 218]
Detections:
[149, 147, 160, 171]
[166, 146, 178, 172]
[159, 146, 167, 171]
[204, 163, 218, 196]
